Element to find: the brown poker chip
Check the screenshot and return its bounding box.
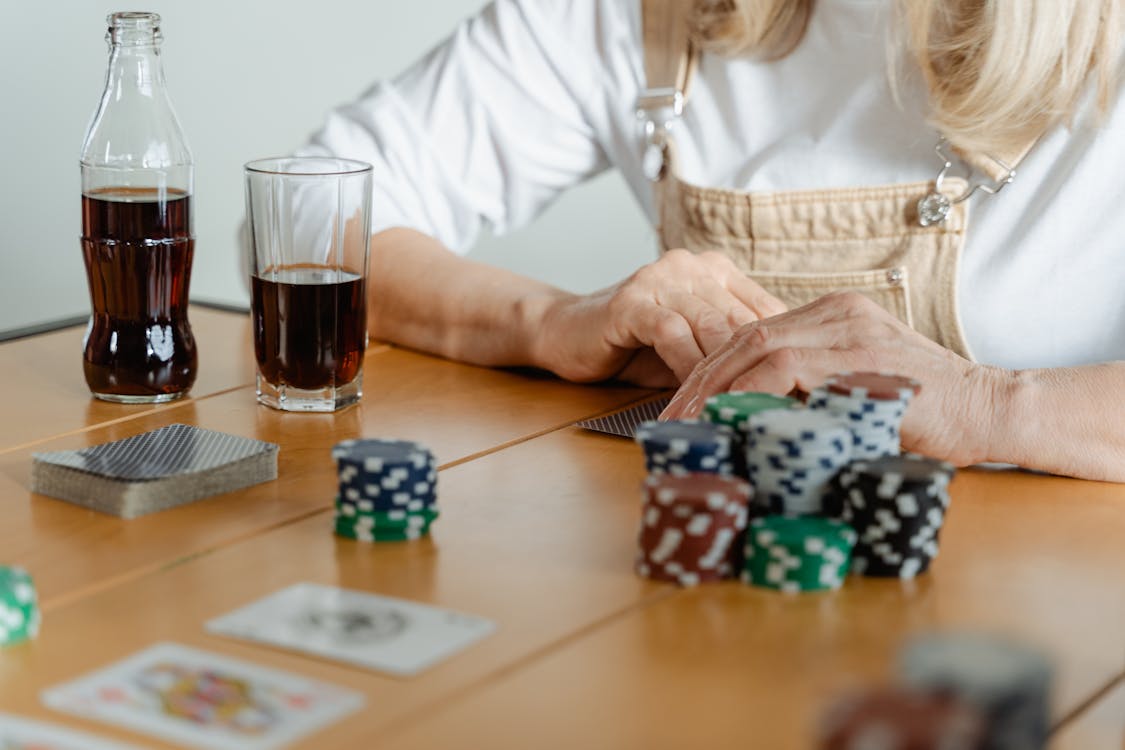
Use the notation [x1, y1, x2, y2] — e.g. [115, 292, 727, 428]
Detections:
[824, 371, 922, 401]
[819, 687, 984, 749]
[636, 473, 751, 586]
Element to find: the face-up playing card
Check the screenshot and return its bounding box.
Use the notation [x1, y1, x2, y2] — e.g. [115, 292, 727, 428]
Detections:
[205, 583, 496, 677]
[0, 712, 150, 750]
[41, 642, 363, 750]
[575, 397, 672, 438]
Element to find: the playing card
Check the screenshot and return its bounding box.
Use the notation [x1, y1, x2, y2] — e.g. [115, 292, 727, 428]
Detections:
[206, 583, 496, 677]
[0, 712, 150, 750]
[41, 642, 363, 750]
[575, 397, 672, 438]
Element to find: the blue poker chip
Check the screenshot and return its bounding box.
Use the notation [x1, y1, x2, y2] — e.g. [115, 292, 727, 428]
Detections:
[333, 438, 435, 470]
[635, 420, 734, 452]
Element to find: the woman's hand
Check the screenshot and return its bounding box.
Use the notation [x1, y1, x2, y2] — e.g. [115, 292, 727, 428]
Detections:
[660, 291, 1007, 466]
[529, 249, 786, 387]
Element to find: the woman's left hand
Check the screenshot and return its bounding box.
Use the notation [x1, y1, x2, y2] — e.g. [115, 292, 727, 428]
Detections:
[660, 291, 1007, 466]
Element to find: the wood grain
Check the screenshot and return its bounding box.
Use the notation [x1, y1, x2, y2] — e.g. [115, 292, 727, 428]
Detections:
[1053, 675, 1125, 750]
[362, 467, 1125, 750]
[0, 349, 650, 607]
[0, 428, 671, 749]
[0, 307, 257, 451]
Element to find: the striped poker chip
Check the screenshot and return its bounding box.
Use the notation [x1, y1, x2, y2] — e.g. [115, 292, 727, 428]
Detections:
[898, 632, 1052, 750]
[0, 566, 40, 647]
[634, 420, 736, 477]
[741, 516, 856, 593]
[829, 455, 954, 578]
[809, 371, 920, 460]
[744, 410, 854, 516]
[819, 686, 984, 748]
[635, 473, 752, 586]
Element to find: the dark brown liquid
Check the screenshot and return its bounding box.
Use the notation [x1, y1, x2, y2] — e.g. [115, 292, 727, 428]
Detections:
[251, 267, 366, 391]
[81, 187, 197, 398]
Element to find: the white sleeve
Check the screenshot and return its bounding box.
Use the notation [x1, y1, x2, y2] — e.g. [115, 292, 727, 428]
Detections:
[296, 0, 617, 254]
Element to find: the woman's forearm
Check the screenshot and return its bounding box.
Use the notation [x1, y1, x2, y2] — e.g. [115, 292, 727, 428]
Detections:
[367, 227, 570, 367]
[988, 362, 1125, 481]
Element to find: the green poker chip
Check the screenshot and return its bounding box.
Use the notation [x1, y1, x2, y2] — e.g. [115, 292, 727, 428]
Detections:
[333, 504, 440, 527]
[703, 392, 800, 431]
[334, 522, 432, 542]
[741, 515, 856, 593]
[0, 566, 40, 646]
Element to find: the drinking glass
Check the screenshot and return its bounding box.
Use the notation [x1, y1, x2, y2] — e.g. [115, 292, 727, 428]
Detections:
[245, 157, 372, 412]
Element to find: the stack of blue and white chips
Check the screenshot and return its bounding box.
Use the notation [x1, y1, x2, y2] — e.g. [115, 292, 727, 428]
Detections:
[807, 372, 920, 460]
[744, 409, 853, 516]
[634, 421, 736, 477]
[332, 438, 439, 542]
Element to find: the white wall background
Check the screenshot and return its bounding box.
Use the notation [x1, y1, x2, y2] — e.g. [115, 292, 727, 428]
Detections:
[0, 0, 654, 337]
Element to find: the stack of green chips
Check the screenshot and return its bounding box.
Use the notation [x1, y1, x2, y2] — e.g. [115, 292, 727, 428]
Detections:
[702, 391, 800, 432]
[334, 503, 441, 542]
[0, 566, 40, 646]
[741, 516, 856, 593]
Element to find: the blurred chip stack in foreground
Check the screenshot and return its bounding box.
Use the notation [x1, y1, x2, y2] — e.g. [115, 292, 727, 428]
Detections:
[0, 566, 40, 647]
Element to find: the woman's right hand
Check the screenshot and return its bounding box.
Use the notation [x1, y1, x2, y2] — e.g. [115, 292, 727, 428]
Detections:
[527, 249, 787, 387]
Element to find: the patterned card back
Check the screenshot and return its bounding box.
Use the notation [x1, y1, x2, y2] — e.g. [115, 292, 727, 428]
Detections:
[575, 397, 671, 439]
[33, 424, 278, 481]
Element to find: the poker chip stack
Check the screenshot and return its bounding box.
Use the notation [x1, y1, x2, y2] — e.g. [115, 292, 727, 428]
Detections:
[0, 566, 40, 646]
[808, 372, 921, 460]
[332, 439, 439, 542]
[832, 454, 954, 579]
[818, 687, 985, 749]
[635, 420, 736, 477]
[741, 516, 856, 593]
[635, 473, 751, 586]
[743, 409, 853, 515]
[702, 391, 800, 478]
[898, 633, 1053, 750]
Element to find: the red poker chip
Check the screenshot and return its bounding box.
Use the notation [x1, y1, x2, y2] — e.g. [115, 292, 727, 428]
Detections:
[824, 371, 922, 400]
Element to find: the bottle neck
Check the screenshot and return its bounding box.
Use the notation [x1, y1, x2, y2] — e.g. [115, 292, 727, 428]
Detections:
[106, 43, 166, 97]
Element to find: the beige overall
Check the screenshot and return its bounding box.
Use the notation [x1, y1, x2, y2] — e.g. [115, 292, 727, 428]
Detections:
[639, 0, 1032, 361]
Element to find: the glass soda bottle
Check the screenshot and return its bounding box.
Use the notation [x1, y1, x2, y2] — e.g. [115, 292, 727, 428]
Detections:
[80, 12, 196, 403]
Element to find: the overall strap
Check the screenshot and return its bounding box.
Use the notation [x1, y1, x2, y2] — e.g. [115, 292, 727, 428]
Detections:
[637, 0, 698, 181]
[640, 0, 696, 102]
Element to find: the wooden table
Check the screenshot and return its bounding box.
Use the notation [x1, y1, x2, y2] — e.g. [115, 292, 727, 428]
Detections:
[0, 308, 1122, 749]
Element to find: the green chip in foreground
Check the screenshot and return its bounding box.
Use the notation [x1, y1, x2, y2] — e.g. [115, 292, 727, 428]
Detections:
[0, 566, 40, 646]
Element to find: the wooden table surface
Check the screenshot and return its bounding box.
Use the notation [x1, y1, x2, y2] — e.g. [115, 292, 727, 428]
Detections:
[0, 309, 1122, 749]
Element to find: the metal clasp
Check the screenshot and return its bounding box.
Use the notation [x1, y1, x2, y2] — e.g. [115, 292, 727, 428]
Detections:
[636, 87, 684, 182]
[917, 138, 1016, 227]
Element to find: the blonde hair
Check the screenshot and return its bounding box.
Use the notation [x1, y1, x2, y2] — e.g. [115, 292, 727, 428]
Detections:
[690, 0, 1125, 156]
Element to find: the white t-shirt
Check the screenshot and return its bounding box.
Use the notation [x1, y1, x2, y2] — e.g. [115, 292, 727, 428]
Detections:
[298, 0, 1125, 370]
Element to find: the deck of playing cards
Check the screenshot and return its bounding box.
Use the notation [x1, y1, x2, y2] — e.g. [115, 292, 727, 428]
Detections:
[31, 424, 279, 519]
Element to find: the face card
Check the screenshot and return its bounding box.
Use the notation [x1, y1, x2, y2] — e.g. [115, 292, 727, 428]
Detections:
[206, 583, 496, 677]
[41, 642, 363, 750]
[575, 397, 672, 438]
[0, 712, 149, 750]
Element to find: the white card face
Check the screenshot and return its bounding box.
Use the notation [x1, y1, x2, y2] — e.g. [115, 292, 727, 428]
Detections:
[205, 583, 496, 676]
[41, 642, 364, 750]
[0, 712, 150, 750]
